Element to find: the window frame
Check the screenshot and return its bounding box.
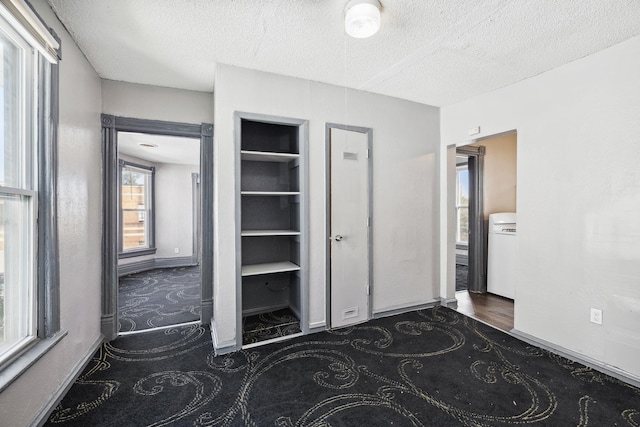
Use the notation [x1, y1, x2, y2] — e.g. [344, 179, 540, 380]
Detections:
[455, 164, 469, 245]
[0, 0, 63, 392]
[118, 160, 156, 258]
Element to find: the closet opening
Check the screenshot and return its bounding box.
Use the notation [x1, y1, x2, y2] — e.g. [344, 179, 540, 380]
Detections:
[235, 114, 309, 347]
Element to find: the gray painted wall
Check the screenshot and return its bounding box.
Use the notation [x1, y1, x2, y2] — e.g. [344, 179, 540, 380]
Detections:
[102, 81, 214, 271]
[0, 2, 103, 425]
[442, 35, 640, 381]
[155, 162, 199, 258]
[117, 155, 198, 265]
[102, 80, 213, 124]
[213, 64, 440, 350]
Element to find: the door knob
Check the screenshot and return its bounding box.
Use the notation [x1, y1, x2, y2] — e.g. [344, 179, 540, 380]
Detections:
[335, 235, 344, 241]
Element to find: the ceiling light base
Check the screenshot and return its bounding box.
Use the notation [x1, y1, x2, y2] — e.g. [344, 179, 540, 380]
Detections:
[345, 0, 381, 39]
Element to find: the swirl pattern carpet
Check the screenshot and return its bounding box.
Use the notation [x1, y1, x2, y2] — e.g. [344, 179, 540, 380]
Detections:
[118, 266, 201, 332]
[242, 308, 301, 345]
[46, 306, 639, 426]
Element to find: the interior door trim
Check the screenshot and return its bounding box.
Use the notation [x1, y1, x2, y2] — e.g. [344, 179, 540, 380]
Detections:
[100, 114, 214, 340]
[325, 123, 373, 329]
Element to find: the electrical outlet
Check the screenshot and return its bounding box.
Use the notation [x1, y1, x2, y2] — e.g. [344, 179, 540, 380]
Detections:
[590, 308, 603, 325]
[174, 247, 180, 254]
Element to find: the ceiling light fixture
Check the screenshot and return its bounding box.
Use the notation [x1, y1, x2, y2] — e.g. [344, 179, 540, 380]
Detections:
[345, 0, 381, 39]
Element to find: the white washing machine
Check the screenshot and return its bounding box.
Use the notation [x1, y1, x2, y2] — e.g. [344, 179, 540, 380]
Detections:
[487, 213, 516, 299]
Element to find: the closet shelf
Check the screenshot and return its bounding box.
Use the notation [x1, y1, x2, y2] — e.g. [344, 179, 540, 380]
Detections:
[241, 261, 300, 277]
[241, 150, 299, 162]
[241, 229, 300, 237]
[241, 191, 300, 196]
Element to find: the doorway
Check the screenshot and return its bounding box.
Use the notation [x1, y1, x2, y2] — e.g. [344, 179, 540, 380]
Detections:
[326, 124, 373, 329]
[454, 154, 470, 291]
[456, 145, 485, 294]
[117, 132, 201, 333]
[100, 115, 214, 341]
[453, 131, 517, 330]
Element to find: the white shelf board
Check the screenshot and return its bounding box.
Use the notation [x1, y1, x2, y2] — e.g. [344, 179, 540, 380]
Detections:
[241, 229, 300, 237]
[241, 261, 300, 277]
[241, 191, 300, 196]
[241, 150, 299, 162]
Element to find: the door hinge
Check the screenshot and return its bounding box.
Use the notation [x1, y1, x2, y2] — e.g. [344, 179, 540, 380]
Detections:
[366, 285, 370, 296]
[367, 217, 371, 227]
[366, 149, 370, 159]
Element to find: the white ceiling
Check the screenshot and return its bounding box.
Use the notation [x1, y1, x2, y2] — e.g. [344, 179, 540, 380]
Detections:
[118, 132, 199, 165]
[48, 0, 640, 107]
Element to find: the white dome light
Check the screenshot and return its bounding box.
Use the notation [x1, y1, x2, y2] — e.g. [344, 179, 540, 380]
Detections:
[345, 0, 381, 39]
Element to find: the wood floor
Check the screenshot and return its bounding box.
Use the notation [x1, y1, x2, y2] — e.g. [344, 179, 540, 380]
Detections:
[455, 291, 514, 331]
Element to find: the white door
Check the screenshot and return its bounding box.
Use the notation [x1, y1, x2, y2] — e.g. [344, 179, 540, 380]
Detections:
[330, 127, 370, 328]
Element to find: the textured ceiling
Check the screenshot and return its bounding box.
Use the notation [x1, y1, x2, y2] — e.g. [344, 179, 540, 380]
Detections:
[48, 0, 640, 107]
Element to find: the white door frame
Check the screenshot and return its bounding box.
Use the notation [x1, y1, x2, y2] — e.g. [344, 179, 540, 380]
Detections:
[325, 123, 373, 328]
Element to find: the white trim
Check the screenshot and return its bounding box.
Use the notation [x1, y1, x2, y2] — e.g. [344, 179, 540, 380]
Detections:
[372, 299, 441, 319]
[511, 329, 640, 389]
[211, 320, 237, 355]
[118, 320, 201, 336]
[242, 332, 303, 350]
[309, 321, 326, 330]
[0, 0, 58, 63]
[440, 297, 458, 308]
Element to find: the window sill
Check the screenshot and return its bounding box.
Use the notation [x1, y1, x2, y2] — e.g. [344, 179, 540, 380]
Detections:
[0, 329, 67, 393]
[118, 248, 157, 259]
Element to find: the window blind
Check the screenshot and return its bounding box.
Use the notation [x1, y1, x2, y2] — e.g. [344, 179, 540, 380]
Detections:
[0, 0, 59, 62]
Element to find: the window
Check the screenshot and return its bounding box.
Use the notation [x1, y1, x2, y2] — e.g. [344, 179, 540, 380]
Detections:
[456, 164, 469, 244]
[0, 0, 61, 384]
[119, 161, 155, 256]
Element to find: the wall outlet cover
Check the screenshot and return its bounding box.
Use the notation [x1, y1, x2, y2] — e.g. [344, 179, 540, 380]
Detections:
[590, 308, 603, 325]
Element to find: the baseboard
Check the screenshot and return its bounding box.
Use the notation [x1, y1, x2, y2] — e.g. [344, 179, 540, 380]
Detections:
[117, 259, 155, 276]
[154, 256, 197, 269]
[100, 314, 117, 341]
[118, 257, 197, 276]
[211, 320, 237, 356]
[32, 334, 104, 427]
[510, 329, 640, 389]
[373, 299, 441, 319]
[440, 297, 458, 309]
[308, 321, 327, 334]
[201, 299, 213, 324]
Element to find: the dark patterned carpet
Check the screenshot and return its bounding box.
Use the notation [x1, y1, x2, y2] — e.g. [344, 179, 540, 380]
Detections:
[243, 308, 301, 345]
[456, 264, 468, 291]
[46, 306, 640, 426]
[118, 266, 201, 332]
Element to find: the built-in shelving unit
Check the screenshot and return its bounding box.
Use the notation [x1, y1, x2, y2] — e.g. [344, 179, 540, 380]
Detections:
[236, 114, 308, 346]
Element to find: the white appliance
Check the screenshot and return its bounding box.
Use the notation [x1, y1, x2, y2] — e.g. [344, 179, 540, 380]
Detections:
[487, 212, 517, 299]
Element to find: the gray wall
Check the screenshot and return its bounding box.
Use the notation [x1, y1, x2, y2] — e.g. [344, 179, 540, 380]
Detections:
[117, 155, 198, 265]
[442, 35, 640, 381]
[102, 80, 213, 124]
[102, 80, 214, 271]
[155, 162, 199, 258]
[0, 1, 103, 425]
[213, 64, 440, 349]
